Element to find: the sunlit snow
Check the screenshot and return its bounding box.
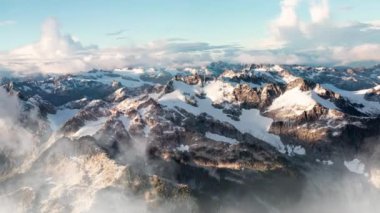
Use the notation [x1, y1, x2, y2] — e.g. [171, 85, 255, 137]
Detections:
[158, 80, 286, 152]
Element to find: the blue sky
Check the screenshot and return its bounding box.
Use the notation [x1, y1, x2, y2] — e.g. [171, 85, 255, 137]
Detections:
[1, 0, 380, 73]
[0, 0, 379, 50]
[1, 0, 275, 50]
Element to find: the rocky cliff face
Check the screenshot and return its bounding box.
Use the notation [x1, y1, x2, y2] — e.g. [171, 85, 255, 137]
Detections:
[1, 64, 380, 213]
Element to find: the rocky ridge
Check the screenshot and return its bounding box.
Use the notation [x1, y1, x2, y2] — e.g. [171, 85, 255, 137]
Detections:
[0, 63, 380, 213]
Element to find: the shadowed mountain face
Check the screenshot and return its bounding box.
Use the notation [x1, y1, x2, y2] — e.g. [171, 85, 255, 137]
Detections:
[0, 63, 380, 213]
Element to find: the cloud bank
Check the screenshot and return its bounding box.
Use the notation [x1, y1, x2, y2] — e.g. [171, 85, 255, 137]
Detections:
[1, 0, 380, 74]
[258, 0, 380, 65]
[0, 18, 239, 74]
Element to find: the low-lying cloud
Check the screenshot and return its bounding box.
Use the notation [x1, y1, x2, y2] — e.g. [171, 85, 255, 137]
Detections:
[0, 88, 36, 158]
[259, 0, 380, 65]
[1, 0, 380, 75]
[0, 18, 239, 74]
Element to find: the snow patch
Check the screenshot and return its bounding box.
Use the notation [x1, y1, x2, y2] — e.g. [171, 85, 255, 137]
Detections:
[203, 80, 235, 104]
[119, 115, 130, 129]
[344, 159, 367, 176]
[268, 87, 316, 116]
[143, 125, 150, 137]
[323, 84, 380, 115]
[77, 70, 153, 88]
[72, 117, 108, 138]
[48, 108, 79, 131]
[176, 145, 190, 152]
[316, 159, 334, 166]
[205, 132, 238, 144]
[268, 86, 337, 118]
[286, 145, 306, 156]
[311, 89, 337, 109]
[158, 81, 285, 152]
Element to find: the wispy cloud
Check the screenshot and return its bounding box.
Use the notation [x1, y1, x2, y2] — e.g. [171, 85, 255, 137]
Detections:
[106, 29, 127, 36]
[339, 5, 354, 11]
[0, 20, 16, 26]
[116, 36, 128, 40]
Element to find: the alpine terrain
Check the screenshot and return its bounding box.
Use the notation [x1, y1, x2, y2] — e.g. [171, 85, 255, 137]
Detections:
[0, 63, 380, 213]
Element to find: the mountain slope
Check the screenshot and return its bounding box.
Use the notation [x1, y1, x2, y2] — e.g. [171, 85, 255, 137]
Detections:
[1, 63, 380, 213]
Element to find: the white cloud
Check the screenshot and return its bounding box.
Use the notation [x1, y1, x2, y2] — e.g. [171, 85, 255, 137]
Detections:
[234, 51, 305, 65]
[2, 1, 380, 75]
[1, 18, 95, 74]
[310, 0, 330, 24]
[255, 0, 380, 66]
[261, 0, 302, 49]
[331, 44, 380, 64]
[0, 88, 36, 157]
[0, 18, 240, 74]
[276, 0, 300, 27]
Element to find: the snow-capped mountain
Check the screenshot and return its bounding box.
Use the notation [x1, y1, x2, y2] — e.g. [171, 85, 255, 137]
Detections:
[1, 63, 380, 213]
